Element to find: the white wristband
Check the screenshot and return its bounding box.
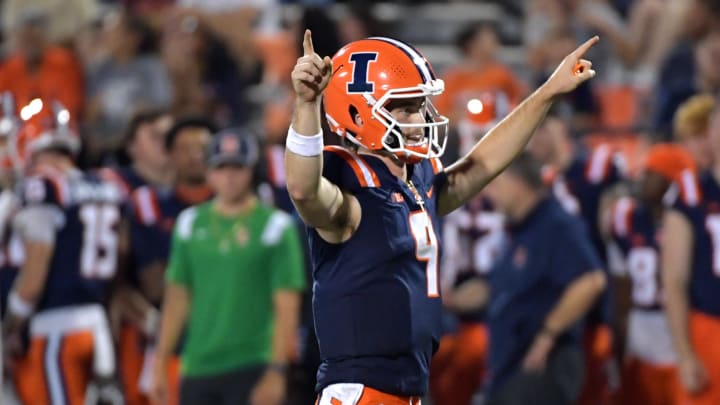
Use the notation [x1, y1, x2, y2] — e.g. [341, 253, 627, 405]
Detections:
[286, 127, 324, 157]
[8, 290, 34, 319]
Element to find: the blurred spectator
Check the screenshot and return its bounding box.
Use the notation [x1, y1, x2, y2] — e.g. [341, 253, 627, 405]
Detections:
[172, 0, 274, 79]
[0, 10, 84, 120]
[574, 0, 682, 85]
[161, 15, 247, 127]
[336, 3, 386, 44]
[128, 117, 216, 405]
[2, 0, 99, 46]
[112, 108, 175, 189]
[652, 2, 720, 139]
[85, 10, 172, 165]
[151, 130, 305, 405]
[674, 93, 716, 170]
[482, 153, 606, 405]
[296, 7, 341, 59]
[435, 22, 525, 124]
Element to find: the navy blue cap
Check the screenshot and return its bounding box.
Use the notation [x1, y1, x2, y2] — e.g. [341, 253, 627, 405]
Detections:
[207, 128, 259, 168]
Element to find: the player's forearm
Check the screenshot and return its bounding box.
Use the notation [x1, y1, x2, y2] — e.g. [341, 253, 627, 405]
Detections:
[155, 283, 189, 363]
[270, 290, 301, 365]
[542, 270, 606, 335]
[468, 85, 554, 178]
[664, 283, 695, 359]
[440, 86, 555, 214]
[286, 100, 323, 202]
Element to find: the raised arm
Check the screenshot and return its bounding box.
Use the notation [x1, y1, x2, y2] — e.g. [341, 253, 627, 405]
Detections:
[437, 37, 599, 216]
[285, 30, 361, 243]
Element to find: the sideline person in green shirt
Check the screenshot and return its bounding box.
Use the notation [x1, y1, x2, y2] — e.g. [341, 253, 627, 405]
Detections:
[150, 129, 306, 405]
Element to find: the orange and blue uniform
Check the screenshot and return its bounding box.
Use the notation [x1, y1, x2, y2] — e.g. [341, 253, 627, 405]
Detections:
[672, 170, 720, 405]
[12, 168, 123, 405]
[311, 146, 446, 403]
[609, 197, 679, 405]
[127, 183, 212, 405]
[430, 196, 502, 404]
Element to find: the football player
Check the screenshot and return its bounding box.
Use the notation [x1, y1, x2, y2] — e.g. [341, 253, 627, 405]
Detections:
[605, 144, 695, 405]
[286, 30, 598, 403]
[663, 103, 720, 405]
[429, 92, 508, 405]
[527, 110, 623, 404]
[2, 100, 124, 405]
[98, 108, 174, 405]
[128, 116, 215, 404]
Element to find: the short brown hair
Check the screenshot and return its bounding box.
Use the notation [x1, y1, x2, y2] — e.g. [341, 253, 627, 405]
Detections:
[674, 94, 716, 140]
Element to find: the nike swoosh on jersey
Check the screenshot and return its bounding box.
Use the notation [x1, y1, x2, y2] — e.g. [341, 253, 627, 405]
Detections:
[426, 186, 433, 198]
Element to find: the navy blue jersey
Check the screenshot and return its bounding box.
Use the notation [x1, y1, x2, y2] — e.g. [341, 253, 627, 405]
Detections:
[609, 197, 663, 310]
[486, 197, 602, 393]
[671, 170, 720, 317]
[551, 145, 622, 256]
[130, 184, 212, 304]
[550, 145, 621, 325]
[309, 146, 447, 396]
[98, 166, 150, 198]
[16, 168, 124, 311]
[442, 195, 504, 323]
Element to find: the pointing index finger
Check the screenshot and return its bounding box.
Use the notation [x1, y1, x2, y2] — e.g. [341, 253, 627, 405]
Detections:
[572, 35, 599, 59]
[303, 29, 314, 56]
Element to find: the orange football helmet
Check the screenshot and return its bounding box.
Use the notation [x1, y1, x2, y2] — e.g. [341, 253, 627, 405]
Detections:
[324, 37, 449, 164]
[16, 98, 80, 167]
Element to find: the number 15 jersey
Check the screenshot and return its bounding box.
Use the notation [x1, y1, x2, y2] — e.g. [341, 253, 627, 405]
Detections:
[309, 146, 447, 397]
[14, 167, 123, 311]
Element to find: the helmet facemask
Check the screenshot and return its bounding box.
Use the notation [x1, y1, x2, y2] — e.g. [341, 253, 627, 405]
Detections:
[339, 79, 449, 164]
[372, 80, 448, 164]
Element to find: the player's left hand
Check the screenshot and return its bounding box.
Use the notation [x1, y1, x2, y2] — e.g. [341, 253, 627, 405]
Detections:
[522, 333, 555, 372]
[250, 368, 286, 405]
[542, 36, 599, 96]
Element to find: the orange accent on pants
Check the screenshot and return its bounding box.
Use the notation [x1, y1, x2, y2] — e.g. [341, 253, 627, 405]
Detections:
[14, 331, 94, 405]
[429, 323, 488, 405]
[166, 356, 181, 405]
[676, 311, 720, 405]
[618, 358, 678, 405]
[118, 324, 181, 405]
[576, 323, 614, 405]
[316, 386, 422, 405]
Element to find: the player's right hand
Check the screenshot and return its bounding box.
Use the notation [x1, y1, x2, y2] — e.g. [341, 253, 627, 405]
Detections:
[678, 353, 709, 395]
[292, 29, 333, 103]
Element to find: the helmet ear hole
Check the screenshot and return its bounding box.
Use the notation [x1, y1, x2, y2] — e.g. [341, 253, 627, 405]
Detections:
[349, 105, 362, 126]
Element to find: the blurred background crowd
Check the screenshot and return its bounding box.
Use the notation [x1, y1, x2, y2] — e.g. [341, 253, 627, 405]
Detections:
[1, 0, 720, 404]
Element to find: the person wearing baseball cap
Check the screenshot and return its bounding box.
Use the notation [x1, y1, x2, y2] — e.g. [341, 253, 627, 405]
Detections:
[151, 128, 306, 405]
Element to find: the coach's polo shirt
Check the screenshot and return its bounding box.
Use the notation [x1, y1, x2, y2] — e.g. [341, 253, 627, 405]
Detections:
[486, 196, 602, 393]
